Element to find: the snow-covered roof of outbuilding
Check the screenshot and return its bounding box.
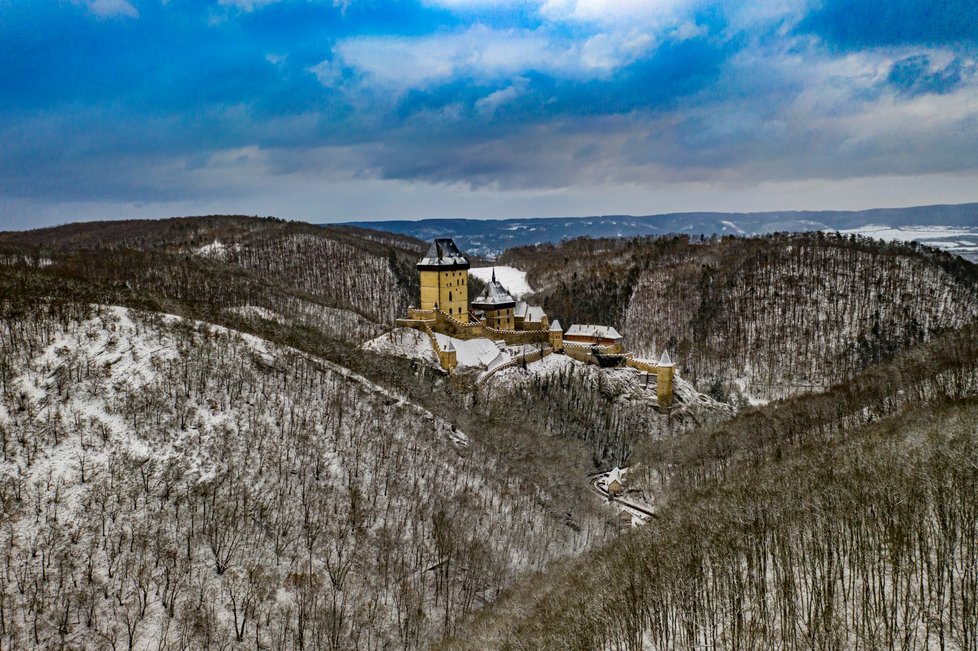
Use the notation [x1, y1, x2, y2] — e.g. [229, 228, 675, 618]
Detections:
[472, 276, 516, 307]
[417, 238, 470, 270]
[565, 324, 623, 340]
[514, 301, 528, 318]
[525, 305, 546, 323]
[515, 301, 546, 322]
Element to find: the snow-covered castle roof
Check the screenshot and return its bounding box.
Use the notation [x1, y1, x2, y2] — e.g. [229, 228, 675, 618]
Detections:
[472, 270, 516, 308]
[549, 319, 563, 332]
[515, 300, 546, 323]
[417, 238, 469, 270]
[565, 324, 623, 341]
[658, 350, 673, 367]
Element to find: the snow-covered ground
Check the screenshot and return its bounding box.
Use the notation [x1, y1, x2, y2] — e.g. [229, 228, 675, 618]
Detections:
[363, 327, 536, 372]
[193, 238, 239, 260]
[433, 333, 505, 369]
[225, 304, 284, 323]
[1, 305, 615, 648]
[469, 265, 533, 298]
[362, 327, 440, 366]
[731, 376, 770, 407]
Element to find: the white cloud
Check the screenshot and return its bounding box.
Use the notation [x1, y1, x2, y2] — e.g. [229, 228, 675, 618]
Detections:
[218, 0, 351, 11]
[422, 0, 534, 8]
[475, 79, 528, 115]
[218, 0, 281, 11]
[308, 58, 345, 87]
[331, 25, 574, 90]
[80, 0, 139, 19]
[328, 23, 661, 92]
[540, 0, 690, 25]
[580, 29, 656, 70]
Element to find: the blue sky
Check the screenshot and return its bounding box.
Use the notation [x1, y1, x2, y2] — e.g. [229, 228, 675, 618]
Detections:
[1, 0, 977, 228]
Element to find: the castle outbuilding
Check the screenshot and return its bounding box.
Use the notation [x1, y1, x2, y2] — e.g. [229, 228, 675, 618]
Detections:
[417, 238, 470, 321]
[564, 324, 624, 353]
[438, 339, 458, 371]
[515, 301, 548, 330]
[470, 270, 517, 329]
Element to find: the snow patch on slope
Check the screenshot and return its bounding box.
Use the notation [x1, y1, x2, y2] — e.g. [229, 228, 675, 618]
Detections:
[363, 327, 537, 372]
[193, 238, 238, 260]
[433, 333, 505, 369]
[362, 327, 440, 367]
[470, 266, 533, 298]
[225, 304, 284, 323]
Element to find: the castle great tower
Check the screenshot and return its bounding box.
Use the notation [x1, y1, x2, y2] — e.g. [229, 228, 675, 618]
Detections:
[417, 238, 470, 322]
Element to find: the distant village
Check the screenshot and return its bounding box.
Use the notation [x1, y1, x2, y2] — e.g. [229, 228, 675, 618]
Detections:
[396, 238, 676, 407]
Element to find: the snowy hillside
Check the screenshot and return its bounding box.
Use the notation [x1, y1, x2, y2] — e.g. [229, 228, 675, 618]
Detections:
[625, 234, 978, 400]
[0, 304, 609, 649]
[831, 225, 978, 262]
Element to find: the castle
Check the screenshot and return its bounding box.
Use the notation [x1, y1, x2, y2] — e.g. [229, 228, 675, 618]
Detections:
[397, 238, 675, 407]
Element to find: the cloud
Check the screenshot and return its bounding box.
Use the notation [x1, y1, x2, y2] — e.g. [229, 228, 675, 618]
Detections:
[330, 25, 585, 91]
[219, 0, 277, 10]
[475, 78, 529, 115]
[80, 0, 139, 19]
[540, 0, 690, 25]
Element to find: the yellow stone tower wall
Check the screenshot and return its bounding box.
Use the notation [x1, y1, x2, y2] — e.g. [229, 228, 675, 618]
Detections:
[657, 365, 674, 408]
[438, 348, 457, 371]
[420, 269, 469, 322]
[483, 306, 514, 330]
[548, 329, 562, 350]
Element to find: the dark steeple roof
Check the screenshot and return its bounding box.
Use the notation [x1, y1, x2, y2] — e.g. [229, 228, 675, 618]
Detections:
[471, 277, 516, 309]
[417, 238, 470, 270]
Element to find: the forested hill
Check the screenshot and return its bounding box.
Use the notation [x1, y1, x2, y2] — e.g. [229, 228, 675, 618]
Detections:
[0, 216, 427, 339]
[0, 303, 610, 649]
[505, 232, 978, 400]
[443, 323, 978, 650]
[0, 216, 619, 648]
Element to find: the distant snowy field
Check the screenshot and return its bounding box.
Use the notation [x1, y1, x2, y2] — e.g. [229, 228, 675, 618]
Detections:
[830, 225, 978, 262]
[470, 266, 533, 298]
